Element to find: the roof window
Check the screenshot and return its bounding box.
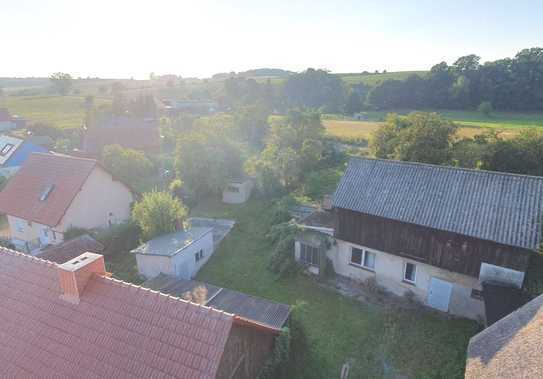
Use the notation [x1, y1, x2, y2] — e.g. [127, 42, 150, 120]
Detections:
[39, 184, 55, 201]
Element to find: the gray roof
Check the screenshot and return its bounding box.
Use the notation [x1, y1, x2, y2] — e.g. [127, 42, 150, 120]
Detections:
[333, 158, 543, 250]
[131, 227, 213, 257]
[466, 294, 543, 379]
[143, 274, 290, 331]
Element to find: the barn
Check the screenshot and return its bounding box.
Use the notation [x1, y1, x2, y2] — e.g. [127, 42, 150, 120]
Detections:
[296, 158, 543, 321]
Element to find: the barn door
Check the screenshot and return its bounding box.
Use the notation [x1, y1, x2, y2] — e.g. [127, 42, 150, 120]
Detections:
[427, 277, 453, 312]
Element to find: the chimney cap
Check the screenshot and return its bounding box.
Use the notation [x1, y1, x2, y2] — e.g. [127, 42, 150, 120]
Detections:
[59, 252, 103, 272]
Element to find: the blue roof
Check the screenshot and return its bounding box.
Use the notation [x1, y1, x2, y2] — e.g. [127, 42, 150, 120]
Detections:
[4, 142, 47, 167]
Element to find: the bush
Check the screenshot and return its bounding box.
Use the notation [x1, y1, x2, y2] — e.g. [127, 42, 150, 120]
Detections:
[258, 327, 291, 379]
[95, 221, 141, 255]
[303, 168, 343, 201]
[267, 220, 300, 277]
[101, 144, 155, 187]
[478, 101, 493, 117]
[64, 227, 90, 241]
[132, 191, 187, 240]
[269, 196, 296, 225]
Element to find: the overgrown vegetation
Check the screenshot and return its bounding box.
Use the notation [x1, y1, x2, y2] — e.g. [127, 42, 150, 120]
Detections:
[132, 191, 187, 240]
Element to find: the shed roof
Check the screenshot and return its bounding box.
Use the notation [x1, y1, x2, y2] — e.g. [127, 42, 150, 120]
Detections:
[333, 158, 543, 250]
[131, 227, 213, 257]
[0, 247, 234, 378]
[0, 134, 23, 165]
[144, 275, 290, 331]
[466, 293, 543, 379]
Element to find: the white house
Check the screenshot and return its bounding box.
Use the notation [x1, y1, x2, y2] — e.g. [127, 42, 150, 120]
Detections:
[295, 158, 543, 322]
[0, 153, 134, 253]
[222, 178, 254, 204]
[131, 227, 214, 280]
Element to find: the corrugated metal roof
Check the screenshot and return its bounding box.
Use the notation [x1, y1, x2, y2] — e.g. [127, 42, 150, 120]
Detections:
[144, 274, 290, 331]
[333, 158, 543, 250]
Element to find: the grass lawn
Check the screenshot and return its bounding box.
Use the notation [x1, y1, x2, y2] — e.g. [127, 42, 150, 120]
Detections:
[191, 198, 479, 378]
[3, 95, 111, 129]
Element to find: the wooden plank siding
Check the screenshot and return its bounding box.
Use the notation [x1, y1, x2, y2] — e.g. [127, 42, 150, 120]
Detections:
[334, 208, 532, 278]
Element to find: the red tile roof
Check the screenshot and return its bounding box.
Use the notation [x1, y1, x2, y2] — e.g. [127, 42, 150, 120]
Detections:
[0, 247, 234, 378]
[82, 118, 161, 157]
[0, 153, 108, 227]
[37, 234, 104, 264]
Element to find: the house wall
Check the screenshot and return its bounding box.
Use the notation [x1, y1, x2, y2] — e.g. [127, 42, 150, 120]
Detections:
[222, 180, 253, 204]
[216, 324, 275, 379]
[334, 208, 532, 278]
[58, 166, 133, 232]
[135, 230, 214, 280]
[329, 239, 486, 320]
[7, 215, 63, 253]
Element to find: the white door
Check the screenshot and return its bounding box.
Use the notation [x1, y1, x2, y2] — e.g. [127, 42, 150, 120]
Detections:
[427, 277, 453, 312]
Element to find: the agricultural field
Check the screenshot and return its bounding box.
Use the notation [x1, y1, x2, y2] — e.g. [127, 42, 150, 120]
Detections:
[338, 71, 428, 86]
[324, 110, 543, 145]
[190, 198, 478, 379]
[2, 95, 111, 129]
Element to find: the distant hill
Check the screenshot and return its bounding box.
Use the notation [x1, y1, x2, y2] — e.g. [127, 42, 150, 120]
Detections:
[211, 68, 294, 81]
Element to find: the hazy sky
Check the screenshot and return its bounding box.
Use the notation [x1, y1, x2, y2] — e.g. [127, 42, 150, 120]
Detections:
[1, 0, 542, 79]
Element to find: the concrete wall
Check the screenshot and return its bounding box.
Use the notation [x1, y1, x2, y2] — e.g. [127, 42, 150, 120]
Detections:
[329, 239, 485, 320]
[58, 166, 133, 232]
[222, 180, 253, 204]
[135, 230, 214, 280]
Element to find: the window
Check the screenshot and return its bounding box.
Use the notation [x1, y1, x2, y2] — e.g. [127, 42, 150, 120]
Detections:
[404, 262, 417, 283]
[0, 143, 14, 156]
[227, 185, 240, 193]
[15, 219, 25, 233]
[350, 247, 376, 271]
[299, 243, 320, 266]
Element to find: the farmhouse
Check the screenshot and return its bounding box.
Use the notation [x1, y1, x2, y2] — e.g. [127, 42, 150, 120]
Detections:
[295, 158, 543, 321]
[0, 134, 48, 178]
[81, 115, 161, 157]
[0, 248, 284, 378]
[0, 153, 134, 253]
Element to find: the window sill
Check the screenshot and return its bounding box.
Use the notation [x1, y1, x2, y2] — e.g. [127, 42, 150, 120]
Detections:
[349, 263, 375, 273]
[402, 280, 416, 286]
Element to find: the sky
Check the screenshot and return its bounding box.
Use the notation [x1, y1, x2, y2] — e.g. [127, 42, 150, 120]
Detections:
[1, 0, 542, 79]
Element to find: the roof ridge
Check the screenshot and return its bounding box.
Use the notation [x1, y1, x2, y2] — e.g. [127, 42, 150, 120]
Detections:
[350, 157, 543, 181]
[0, 246, 57, 267]
[31, 152, 98, 164]
[101, 275, 235, 319]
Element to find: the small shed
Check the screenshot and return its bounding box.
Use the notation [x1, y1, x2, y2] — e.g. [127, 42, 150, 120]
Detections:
[131, 227, 214, 279]
[222, 178, 254, 204]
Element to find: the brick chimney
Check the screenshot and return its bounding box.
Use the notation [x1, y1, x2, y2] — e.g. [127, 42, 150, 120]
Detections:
[57, 252, 106, 304]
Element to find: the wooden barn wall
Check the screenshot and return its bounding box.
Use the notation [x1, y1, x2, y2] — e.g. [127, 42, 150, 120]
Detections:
[216, 324, 275, 379]
[334, 208, 532, 278]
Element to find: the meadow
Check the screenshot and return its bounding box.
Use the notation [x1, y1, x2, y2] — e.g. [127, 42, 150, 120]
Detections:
[324, 109, 543, 144]
[338, 71, 428, 86]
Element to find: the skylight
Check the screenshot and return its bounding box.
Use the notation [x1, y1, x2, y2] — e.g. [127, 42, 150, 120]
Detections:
[39, 184, 55, 201]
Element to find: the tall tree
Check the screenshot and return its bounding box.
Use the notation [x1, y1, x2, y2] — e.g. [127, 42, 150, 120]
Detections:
[49, 72, 73, 95]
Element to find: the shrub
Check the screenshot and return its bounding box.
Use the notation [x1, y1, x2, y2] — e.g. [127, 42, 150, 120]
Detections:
[267, 220, 300, 277]
[101, 144, 155, 187]
[132, 191, 187, 240]
[64, 227, 90, 241]
[95, 221, 141, 255]
[258, 327, 291, 379]
[478, 101, 493, 117]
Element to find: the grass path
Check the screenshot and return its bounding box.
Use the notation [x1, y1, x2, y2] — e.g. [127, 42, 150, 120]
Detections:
[192, 198, 478, 378]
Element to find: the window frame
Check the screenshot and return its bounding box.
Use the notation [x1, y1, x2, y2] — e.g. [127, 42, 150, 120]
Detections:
[299, 243, 320, 267]
[350, 246, 376, 271]
[403, 262, 417, 284]
[0, 143, 14, 156]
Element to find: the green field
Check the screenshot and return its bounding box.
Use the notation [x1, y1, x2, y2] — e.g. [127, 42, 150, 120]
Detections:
[190, 198, 478, 378]
[324, 110, 543, 144]
[2, 95, 111, 129]
[338, 71, 428, 86]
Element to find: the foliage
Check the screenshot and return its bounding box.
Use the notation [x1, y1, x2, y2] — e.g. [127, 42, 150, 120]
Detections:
[267, 220, 300, 277]
[49, 72, 73, 96]
[269, 196, 296, 225]
[168, 178, 183, 194]
[175, 128, 243, 198]
[63, 227, 90, 241]
[303, 167, 344, 201]
[27, 121, 64, 139]
[258, 327, 291, 379]
[371, 112, 457, 165]
[95, 221, 142, 255]
[232, 104, 270, 148]
[101, 144, 155, 187]
[247, 109, 326, 193]
[53, 138, 73, 153]
[478, 101, 494, 117]
[132, 191, 187, 240]
[284, 68, 346, 113]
